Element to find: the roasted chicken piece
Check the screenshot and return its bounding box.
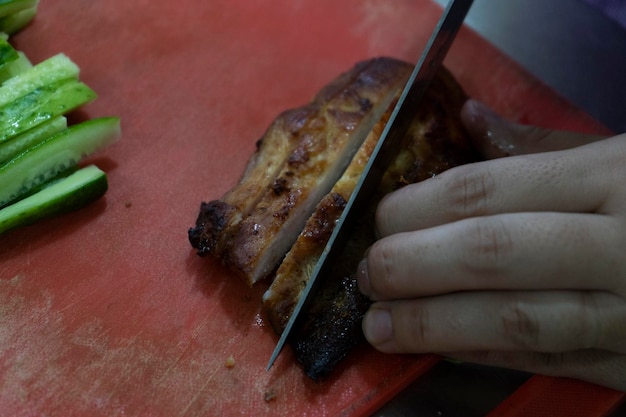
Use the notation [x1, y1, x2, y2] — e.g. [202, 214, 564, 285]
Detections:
[189, 58, 411, 284]
[263, 60, 476, 379]
[189, 57, 478, 379]
[262, 65, 475, 330]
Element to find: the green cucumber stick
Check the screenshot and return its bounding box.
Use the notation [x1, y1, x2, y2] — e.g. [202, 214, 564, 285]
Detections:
[0, 36, 17, 67]
[0, 117, 120, 207]
[0, 79, 97, 143]
[0, 51, 32, 82]
[0, 4, 37, 34]
[0, 0, 38, 18]
[0, 165, 108, 236]
[0, 116, 67, 164]
[0, 53, 79, 107]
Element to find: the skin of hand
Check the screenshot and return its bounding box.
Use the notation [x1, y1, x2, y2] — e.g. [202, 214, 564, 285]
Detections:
[357, 99, 626, 392]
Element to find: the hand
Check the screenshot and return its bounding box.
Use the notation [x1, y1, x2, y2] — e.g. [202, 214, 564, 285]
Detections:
[357, 99, 626, 391]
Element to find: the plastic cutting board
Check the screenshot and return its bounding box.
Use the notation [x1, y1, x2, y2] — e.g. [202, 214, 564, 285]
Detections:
[1, 0, 623, 416]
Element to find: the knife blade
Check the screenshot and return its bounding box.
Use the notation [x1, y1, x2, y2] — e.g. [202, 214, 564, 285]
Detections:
[266, 0, 474, 371]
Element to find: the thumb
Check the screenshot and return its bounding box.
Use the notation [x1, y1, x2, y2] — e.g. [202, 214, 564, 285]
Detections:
[460, 99, 608, 159]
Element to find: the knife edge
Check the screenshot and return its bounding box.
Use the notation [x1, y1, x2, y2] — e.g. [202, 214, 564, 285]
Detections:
[267, 0, 474, 371]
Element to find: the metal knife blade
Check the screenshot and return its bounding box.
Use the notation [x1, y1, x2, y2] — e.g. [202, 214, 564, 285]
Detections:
[267, 0, 474, 371]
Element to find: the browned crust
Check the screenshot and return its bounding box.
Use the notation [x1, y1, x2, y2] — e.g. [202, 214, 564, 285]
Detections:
[262, 63, 477, 335]
[190, 58, 414, 284]
[188, 105, 317, 256]
[188, 57, 479, 379]
[262, 98, 393, 331]
[288, 66, 478, 380]
[224, 58, 413, 284]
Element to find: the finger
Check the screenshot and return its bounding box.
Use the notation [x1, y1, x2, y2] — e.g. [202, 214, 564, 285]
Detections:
[446, 349, 626, 392]
[376, 134, 626, 236]
[359, 212, 624, 300]
[361, 290, 626, 356]
[460, 99, 608, 159]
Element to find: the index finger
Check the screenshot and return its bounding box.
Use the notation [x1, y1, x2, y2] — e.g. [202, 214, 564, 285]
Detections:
[376, 134, 625, 237]
[461, 100, 608, 159]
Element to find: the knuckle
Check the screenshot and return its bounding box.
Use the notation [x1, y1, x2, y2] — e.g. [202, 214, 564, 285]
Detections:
[499, 301, 543, 350]
[368, 239, 399, 298]
[459, 218, 513, 275]
[439, 165, 496, 220]
[578, 292, 603, 349]
[396, 302, 431, 351]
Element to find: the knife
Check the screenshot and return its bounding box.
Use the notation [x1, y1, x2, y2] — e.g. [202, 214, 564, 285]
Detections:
[267, 0, 474, 371]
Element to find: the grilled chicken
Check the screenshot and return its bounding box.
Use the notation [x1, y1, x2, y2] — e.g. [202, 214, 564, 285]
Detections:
[189, 58, 411, 284]
[189, 57, 478, 379]
[263, 60, 474, 334]
[261, 98, 395, 332]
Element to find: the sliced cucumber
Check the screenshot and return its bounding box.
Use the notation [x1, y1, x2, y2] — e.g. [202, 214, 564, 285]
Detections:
[0, 4, 37, 34]
[0, 79, 96, 143]
[0, 115, 67, 164]
[0, 9, 121, 234]
[0, 0, 38, 18]
[0, 36, 17, 67]
[0, 164, 108, 235]
[0, 51, 32, 82]
[0, 53, 79, 107]
[14, 163, 79, 201]
[0, 117, 121, 208]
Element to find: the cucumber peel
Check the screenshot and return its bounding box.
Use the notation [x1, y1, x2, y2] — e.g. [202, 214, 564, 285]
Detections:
[0, 79, 96, 143]
[0, 115, 67, 164]
[0, 164, 108, 235]
[0, 0, 38, 19]
[0, 35, 17, 67]
[0, 5, 122, 235]
[0, 51, 32, 82]
[0, 4, 37, 34]
[0, 117, 121, 208]
[0, 53, 80, 108]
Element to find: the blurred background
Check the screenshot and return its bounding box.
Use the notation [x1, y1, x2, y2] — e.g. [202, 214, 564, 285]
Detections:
[433, 0, 626, 133]
[583, 0, 626, 28]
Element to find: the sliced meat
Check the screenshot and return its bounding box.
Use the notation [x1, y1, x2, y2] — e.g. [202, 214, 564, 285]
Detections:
[188, 105, 315, 256]
[188, 56, 478, 379]
[262, 97, 395, 332]
[262, 64, 475, 336]
[190, 57, 413, 285]
[268, 64, 479, 380]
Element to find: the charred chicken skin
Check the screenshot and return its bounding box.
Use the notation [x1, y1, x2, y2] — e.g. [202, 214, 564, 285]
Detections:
[189, 57, 478, 379]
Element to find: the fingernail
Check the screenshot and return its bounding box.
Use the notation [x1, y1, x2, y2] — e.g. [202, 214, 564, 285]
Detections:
[464, 99, 499, 120]
[461, 100, 500, 135]
[363, 307, 392, 346]
[356, 257, 371, 296]
[461, 99, 516, 158]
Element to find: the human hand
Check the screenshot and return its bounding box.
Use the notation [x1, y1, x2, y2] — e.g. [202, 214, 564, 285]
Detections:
[357, 99, 626, 391]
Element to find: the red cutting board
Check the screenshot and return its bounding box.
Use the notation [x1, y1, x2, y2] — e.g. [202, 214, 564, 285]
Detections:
[0, 1, 622, 416]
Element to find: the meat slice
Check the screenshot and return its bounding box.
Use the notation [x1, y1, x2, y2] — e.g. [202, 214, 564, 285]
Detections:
[261, 96, 395, 332]
[188, 56, 478, 379]
[262, 63, 475, 334]
[190, 58, 413, 285]
[264, 63, 478, 380]
[188, 105, 316, 256]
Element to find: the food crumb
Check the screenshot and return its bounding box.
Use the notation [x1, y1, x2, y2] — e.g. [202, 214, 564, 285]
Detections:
[264, 389, 277, 403]
[225, 355, 236, 368]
